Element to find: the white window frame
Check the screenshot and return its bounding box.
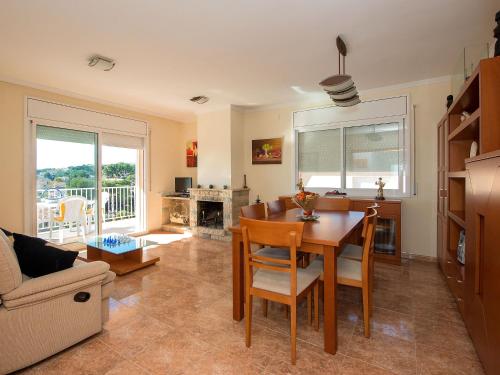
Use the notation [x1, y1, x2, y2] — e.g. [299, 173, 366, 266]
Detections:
[293, 97, 413, 198]
[23, 97, 149, 236]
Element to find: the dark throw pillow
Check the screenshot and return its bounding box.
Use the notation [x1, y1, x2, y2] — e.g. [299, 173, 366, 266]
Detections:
[12, 233, 78, 278]
[1, 227, 13, 237]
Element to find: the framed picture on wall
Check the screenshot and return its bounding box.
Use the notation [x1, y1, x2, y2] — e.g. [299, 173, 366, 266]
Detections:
[186, 140, 197, 167]
[252, 137, 282, 164]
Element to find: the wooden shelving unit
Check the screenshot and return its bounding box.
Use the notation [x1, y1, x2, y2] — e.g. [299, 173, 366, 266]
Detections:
[437, 56, 500, 375]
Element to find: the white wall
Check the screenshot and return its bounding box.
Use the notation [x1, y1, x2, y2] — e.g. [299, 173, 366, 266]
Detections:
[196, 108, 232, 187]
[241, 78, 451, 258]
[230, 106, 245, 188]
[196, 106, 246, 189]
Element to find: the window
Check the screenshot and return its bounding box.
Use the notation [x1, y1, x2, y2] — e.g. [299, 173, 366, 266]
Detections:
[298, 129, 341, 188]
[296, 118, 411, 196]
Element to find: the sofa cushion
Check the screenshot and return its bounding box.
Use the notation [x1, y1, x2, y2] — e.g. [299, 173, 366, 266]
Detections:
[13, 233, 78, 278]
[0, 230, 22, 294]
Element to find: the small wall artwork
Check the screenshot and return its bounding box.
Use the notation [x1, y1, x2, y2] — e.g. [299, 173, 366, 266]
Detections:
[252, 137, 282, 164]
[186, 141, 198, 168]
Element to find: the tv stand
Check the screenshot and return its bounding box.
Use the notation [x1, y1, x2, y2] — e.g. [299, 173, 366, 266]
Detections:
[161, 195, 191, 233]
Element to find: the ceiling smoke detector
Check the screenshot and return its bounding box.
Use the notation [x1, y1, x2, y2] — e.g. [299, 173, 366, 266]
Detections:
[190, 95, 209, 104]
[88, 55, 115, 71]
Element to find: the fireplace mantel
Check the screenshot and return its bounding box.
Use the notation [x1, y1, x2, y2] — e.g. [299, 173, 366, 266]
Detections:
[188, 188, 249, 241]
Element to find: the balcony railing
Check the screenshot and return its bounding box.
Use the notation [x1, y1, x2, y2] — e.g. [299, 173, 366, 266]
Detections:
[36, 186, 136, 232]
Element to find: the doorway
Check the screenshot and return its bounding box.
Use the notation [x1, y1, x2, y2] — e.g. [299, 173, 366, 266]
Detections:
[34, 125, 146, 244]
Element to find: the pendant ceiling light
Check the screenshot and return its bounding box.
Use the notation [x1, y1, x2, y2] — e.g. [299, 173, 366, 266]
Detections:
[319, 36, 360, 107]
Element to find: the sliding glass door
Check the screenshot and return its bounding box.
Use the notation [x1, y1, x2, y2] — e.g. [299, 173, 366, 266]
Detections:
[35, 125, 146, 243]
[36, 125, 98, 243]
[101, 145, 142, 234]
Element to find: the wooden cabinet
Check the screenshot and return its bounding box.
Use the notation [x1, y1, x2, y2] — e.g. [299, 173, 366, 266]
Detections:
[465, 155, 500, 374]
[351, 199, 401, 265]
[436, 57, 500, 375]
[437, 116, 448, 272]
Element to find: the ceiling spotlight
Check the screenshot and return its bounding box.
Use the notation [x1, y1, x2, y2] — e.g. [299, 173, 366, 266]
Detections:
[190, 96, 209, 104]
[88, 55, 115, 71]
[319, 36, 360, 107]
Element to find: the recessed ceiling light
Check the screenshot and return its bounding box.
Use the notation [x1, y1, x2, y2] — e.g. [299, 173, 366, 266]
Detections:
[88, 55, 115, 71]
[190, 96, 209, 104]
[291, 86, 307, 94]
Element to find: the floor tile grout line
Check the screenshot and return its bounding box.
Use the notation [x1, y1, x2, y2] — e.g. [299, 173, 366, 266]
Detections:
[95, 336, 155, 375]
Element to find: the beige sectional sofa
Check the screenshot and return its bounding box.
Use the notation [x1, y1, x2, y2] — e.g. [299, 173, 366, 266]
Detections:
[0, 231, 115, 374]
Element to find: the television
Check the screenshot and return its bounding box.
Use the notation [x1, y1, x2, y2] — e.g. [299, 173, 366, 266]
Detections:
[175, 177, 192, 194]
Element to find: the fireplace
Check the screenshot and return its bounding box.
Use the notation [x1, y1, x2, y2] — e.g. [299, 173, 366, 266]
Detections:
[197, 201, 223, 229]
[189, 188, 249, 241]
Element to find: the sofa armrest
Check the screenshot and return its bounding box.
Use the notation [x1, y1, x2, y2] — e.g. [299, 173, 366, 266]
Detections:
[2, 261, 110, 309]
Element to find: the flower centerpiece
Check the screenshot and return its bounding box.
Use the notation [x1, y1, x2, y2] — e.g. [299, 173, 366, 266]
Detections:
[292, 178, 319, 217]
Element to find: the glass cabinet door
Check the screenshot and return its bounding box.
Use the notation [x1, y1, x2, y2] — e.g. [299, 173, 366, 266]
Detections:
[374, 217, 397, 256]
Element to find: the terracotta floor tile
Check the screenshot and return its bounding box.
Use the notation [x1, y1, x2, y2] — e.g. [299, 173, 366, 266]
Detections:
[340, 356, 398, 374]
[100, 314, 173, 357]
[20, 337, 123, 375]
[416, 343, 484, 375]
[359, 307, 415, 342]
[346, 329, 417, 375]
[19, 233, 485, 374]
[415, 317, 477, 359]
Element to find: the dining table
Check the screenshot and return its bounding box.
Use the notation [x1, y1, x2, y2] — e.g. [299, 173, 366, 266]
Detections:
[229, 207, 365, 355]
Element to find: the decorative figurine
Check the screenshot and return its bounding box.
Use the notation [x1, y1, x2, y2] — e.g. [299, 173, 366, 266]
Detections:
[460, 111, 471, 122]
[446, 95, 453, 108]
[375, 177, 386, 200]
[255, 194, 261, 204]
[296, 177, 305, 192]
[494, 10, 500, 57]
[243, 174, 248, 189]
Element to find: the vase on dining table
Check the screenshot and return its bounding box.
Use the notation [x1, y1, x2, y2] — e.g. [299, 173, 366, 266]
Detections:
[292, 190, 319, 217]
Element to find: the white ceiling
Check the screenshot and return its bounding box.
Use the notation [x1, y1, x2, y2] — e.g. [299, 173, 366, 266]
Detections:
[0, 0, 497, 123]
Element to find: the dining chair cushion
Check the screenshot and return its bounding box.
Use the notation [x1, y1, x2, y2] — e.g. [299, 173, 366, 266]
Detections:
[255, 247, 290, 260]
[252, 264, 320, 296]
[339, 243, 363, 261]
[338, 257, 362, 281]
[308, 255, 362, 281]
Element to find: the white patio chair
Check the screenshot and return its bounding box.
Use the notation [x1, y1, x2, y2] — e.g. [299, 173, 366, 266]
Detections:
[50, 196, 87, 243]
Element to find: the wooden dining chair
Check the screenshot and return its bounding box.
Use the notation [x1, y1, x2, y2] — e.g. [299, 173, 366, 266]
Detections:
[240, 217, 320, 365]
[278, 196, 298, 210]
[315, 196, 351, 211]
[340, 204, 380, 261]
[266, 199, 286, 216]
[240, 203, 266, 219]
[241, 203, 292, 317]
[310, 209, 378, 338]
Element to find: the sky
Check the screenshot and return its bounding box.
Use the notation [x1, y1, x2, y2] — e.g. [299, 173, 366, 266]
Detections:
[37, 140, 137, 169]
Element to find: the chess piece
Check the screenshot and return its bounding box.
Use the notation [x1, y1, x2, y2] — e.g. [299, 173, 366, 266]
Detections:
[375, 177, 386, 200]
[255, 195, 261, 204]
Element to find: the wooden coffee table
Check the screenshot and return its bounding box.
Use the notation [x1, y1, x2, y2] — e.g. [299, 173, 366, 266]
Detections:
[81, 234, 159, 276]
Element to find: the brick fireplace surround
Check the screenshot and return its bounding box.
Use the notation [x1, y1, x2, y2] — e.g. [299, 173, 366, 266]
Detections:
[188, 188, 249, 241]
